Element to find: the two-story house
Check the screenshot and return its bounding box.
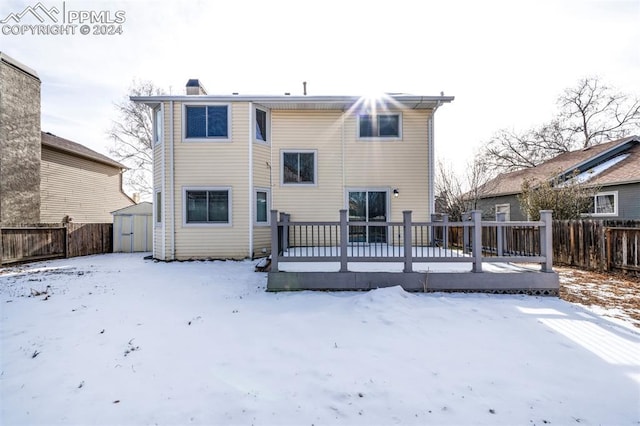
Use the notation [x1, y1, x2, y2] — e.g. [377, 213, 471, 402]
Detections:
[132, 80, 453, 260]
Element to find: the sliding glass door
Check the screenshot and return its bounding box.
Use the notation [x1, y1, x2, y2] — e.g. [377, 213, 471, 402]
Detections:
[348, 190, 388, 243]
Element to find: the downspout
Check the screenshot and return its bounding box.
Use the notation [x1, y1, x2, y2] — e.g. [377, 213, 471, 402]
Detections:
[341, 109, 346, 204]
[427, 101, 442, 217]
[170, 100, 175, 259]
[160, 103, 166, 259]
[248, 102, 254, 259]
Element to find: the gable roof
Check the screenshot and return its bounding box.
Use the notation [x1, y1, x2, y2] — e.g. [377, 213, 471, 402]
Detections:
[41, 132, 126, 169]
[479, 135, 640, 197]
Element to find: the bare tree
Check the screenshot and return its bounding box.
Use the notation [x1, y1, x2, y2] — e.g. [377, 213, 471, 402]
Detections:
[557, 77, 640, 148]
[481, 77, 639, 173]
[108, 80, 164, 198]
[436, 156, 495, 220]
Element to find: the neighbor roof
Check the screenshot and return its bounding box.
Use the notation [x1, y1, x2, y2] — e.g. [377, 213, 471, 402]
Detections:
[41, 132, 126, 169]
[479, 136, 640, 197]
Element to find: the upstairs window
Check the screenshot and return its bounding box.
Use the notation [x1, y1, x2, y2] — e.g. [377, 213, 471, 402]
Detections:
[255, 108, 268, 142]
[282, 151, 316, 185]
[359, 114, 401, 138]
[154, 107, 162, 144]
[185, 105, 229, 140]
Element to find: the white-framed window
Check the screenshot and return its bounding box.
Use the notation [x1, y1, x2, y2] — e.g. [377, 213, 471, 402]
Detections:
[155, 190, 162, 225]
[183, 104, 231, 141]
[281, 150, 317, 185]
[586, 191, 618, 216]
[495, 203, 511, 221]
[153, 107, 163, 145]
[255, 188, 270, 225]
[358, 113, 402, 139]
[254, 107, 269, 143]
[183, 187, 232, 226]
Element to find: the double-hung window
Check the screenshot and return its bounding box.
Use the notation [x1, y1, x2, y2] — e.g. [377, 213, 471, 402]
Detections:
[282, 151, 316, 185]
[184, 105, 230, 140]
[184, 188, 231, 224]
[358, 114, 401, 139]
[255, 108, 268, 143]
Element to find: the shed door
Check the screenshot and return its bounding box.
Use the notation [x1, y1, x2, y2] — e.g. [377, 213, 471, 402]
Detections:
[120, 215, 134, 253]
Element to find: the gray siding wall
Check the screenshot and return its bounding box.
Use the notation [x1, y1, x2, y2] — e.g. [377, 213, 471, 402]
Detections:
[475, 194, 526, 220]
[0, 56, 41, 225]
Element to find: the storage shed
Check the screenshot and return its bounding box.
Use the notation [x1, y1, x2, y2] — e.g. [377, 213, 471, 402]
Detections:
[112, 202, 152, 252]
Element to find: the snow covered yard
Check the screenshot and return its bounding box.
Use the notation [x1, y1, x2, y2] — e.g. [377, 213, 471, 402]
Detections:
[1, 254, 639, 426]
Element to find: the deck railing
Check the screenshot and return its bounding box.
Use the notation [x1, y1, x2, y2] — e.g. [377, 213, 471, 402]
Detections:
[270, 210, 553, 273]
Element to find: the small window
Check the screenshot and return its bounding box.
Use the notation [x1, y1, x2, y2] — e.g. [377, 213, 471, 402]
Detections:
[255, 108, 268, 142]
[184, 105, 229, 139]
[282, 151, 316, 185]
[495, 204, 511, 221]
[359, 114, 401, 138]
[587, 191, 618, 216]
[154, 108, 162, 144]
[255, 189, 270, 224]
[155, 191, 162, 224]
[185, 189, 231, 224]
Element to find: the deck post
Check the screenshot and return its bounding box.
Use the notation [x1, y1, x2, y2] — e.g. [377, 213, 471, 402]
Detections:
[280, 212, 289, 252]
[540, 210, 553, 272]
[442, 213, 449, 250]
[463, 212, 470, 254]
[403, 211, 413, 273]
[430, 213, 438, 246]
[496, 211, 506, 256]
[339, 209, 348, 272]
[270, 210, 279, 272]
[471, 210, 483, 272]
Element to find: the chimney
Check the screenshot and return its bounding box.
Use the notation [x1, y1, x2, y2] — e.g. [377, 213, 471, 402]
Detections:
[186, 79, 207, 95]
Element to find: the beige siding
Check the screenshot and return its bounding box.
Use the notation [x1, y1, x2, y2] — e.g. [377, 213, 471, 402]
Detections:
[252, 137, 272, 257]
[171, 102, 250, 259]
[344, 108, 432, 221]
[271, 111, 344, 221]
[153, 102, 169, 259]
[40, 147, 133, 223]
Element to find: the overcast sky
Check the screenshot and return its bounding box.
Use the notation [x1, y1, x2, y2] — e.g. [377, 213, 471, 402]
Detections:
[2, 0, 639, 180]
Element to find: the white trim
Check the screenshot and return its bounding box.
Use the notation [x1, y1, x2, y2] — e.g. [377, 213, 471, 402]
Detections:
[280, 149, 318, 186]
[253, 105, 270, 145]
[249, 103, 254, 258]
[182, 103, 232, 142]
[254, 187, 271, 226]
[182, 186, 233, 227]
[356, 113, 402, 141]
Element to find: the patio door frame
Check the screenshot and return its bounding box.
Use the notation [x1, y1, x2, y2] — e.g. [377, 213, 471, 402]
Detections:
[345, 188, 390, 244]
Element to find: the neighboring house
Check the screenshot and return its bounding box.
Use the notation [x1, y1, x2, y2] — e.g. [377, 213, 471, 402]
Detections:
[132, 80, 454, 260]
[0, 51, 41, 224]
[41, 132, 135, 223]
[476, 136, 640, 220]
[0, 51, 134, 225]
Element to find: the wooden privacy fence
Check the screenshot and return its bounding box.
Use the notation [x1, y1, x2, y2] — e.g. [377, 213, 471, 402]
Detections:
[0, 223, 113, 265]
[552, 219, 640, 275]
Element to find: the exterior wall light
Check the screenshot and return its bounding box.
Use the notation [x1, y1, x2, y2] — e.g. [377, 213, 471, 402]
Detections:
[393, 189, 399, 198]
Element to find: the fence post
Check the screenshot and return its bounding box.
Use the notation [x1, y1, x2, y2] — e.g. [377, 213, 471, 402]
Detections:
[430, 213, 438, 246]
[64, 223, 70, 258]
[270, 210, 279, 272]
[471, 210, 482, 272]
[0, 227, 3, 266]
[403, 211, 413, 273]
[496, 211, 506, 256]
[539, 210, 553, 272]
[463, 212, 471, 254]
[339, 209, 348, 272]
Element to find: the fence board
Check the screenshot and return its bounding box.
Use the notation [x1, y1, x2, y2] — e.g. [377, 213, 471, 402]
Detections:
[1, 223, 113, 265]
